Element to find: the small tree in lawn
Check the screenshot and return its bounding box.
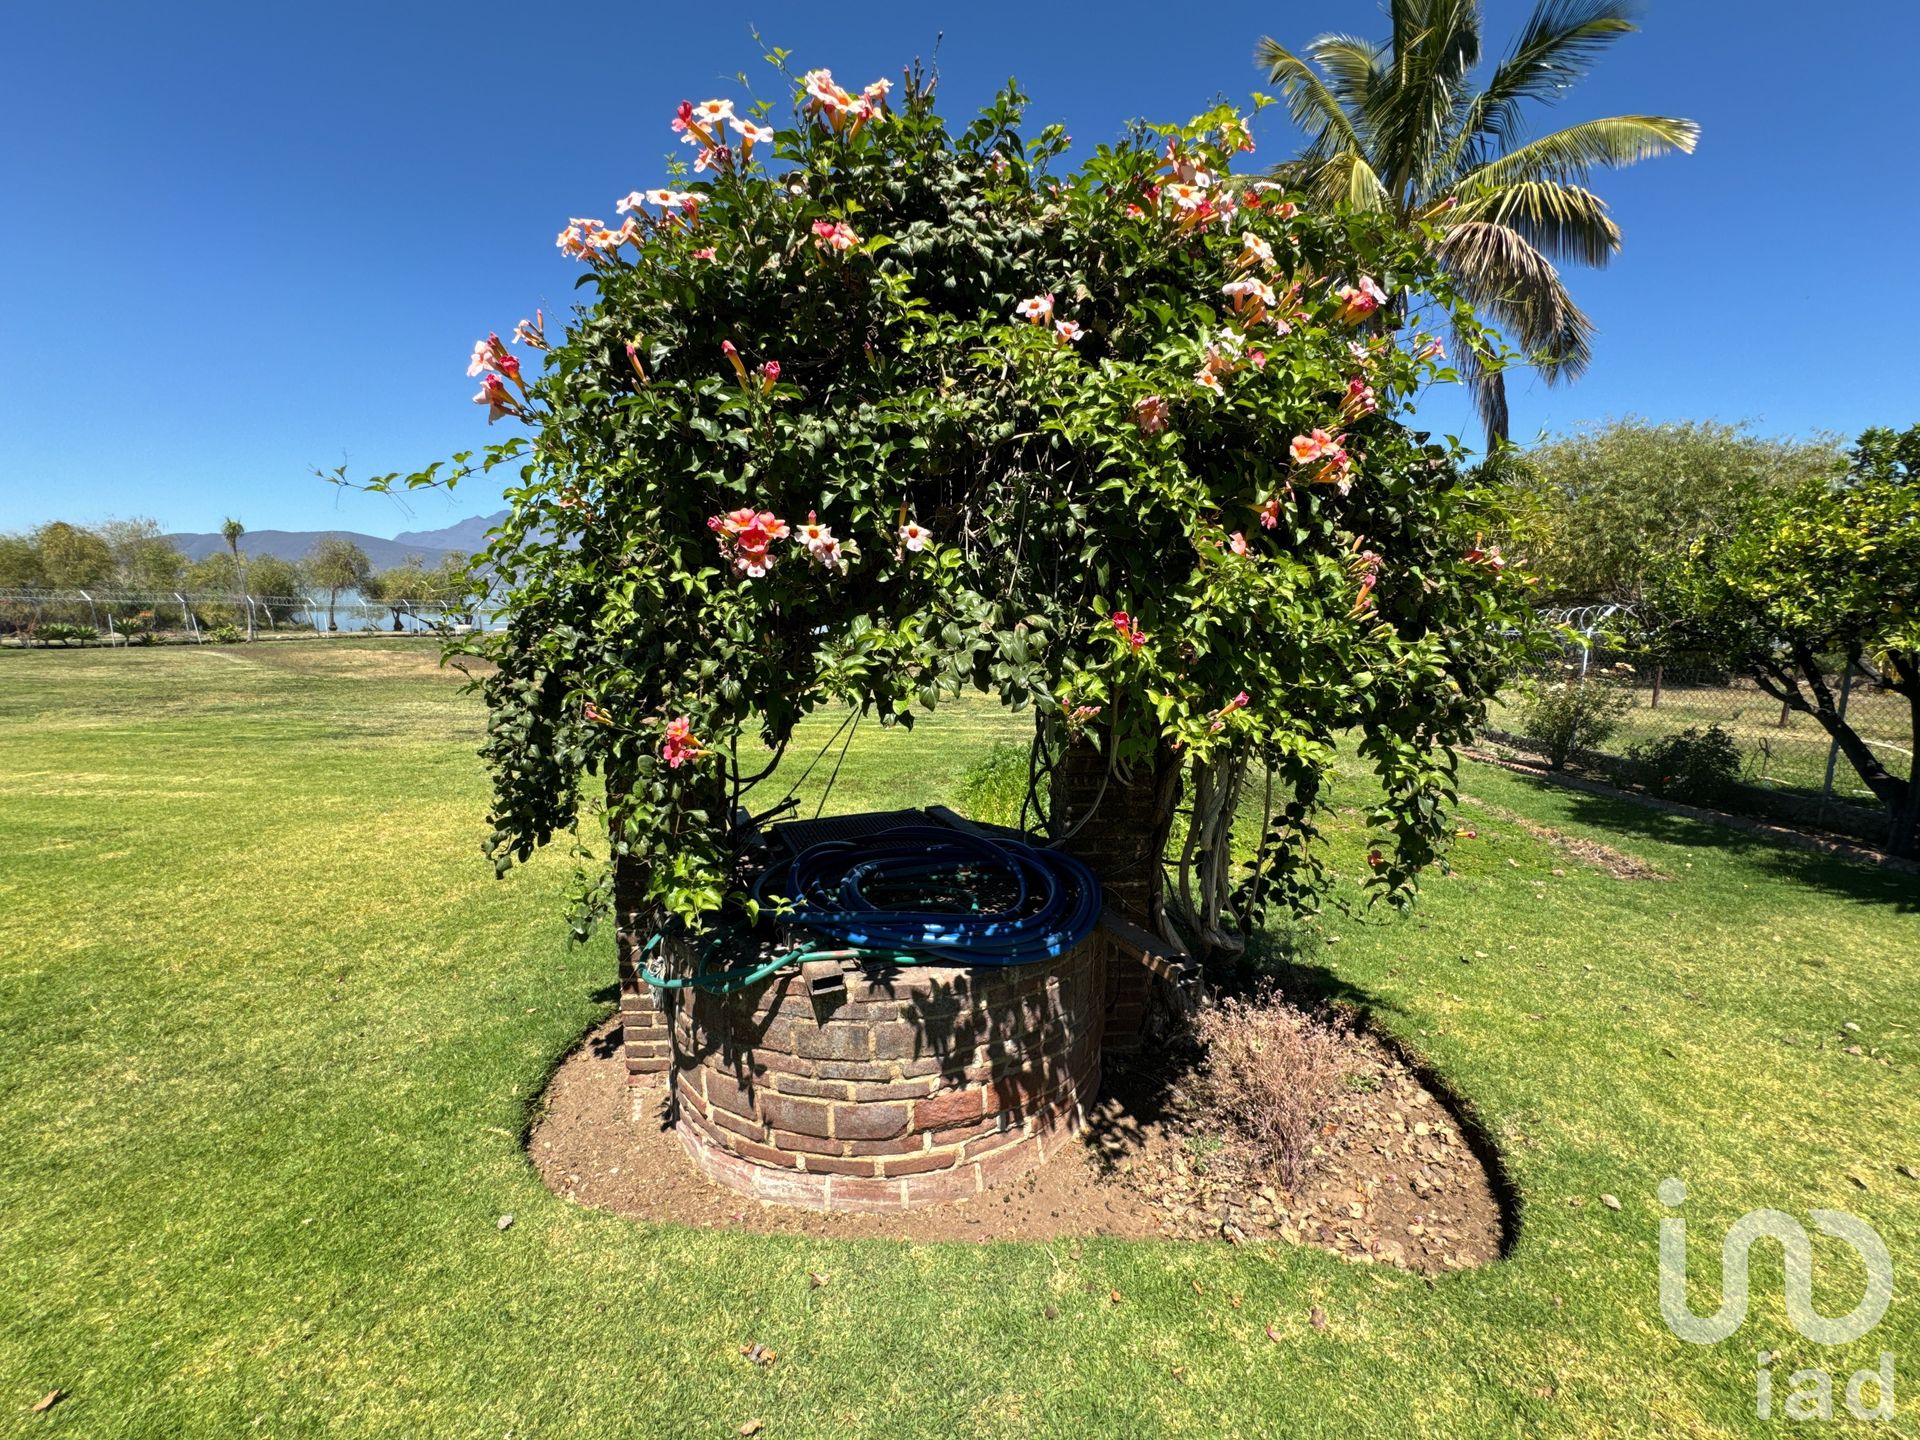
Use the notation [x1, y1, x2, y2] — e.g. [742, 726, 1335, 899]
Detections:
[221, 518, 253, 640]
[351, 63, 1535, 965]
[1649, 425, 1920, 855]
[364, 559, 430, 631]
[305, 536, 371, 631]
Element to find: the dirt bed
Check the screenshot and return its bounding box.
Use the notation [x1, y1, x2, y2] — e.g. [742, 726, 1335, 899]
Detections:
[530, 1019, 1506, 1270]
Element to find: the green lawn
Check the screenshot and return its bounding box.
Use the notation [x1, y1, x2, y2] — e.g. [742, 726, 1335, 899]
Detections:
[2, 642, 1916, 1438]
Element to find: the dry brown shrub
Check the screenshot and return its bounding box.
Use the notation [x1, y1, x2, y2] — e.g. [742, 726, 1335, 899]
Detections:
[1190, 992, 1347, 1187]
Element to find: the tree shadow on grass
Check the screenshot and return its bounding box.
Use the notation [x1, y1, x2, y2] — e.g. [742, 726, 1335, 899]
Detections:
[1494, 770, 1919, 916]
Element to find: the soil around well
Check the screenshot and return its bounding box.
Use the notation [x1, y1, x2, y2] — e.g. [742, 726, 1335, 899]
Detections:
[529, 1014, 1508, 1270]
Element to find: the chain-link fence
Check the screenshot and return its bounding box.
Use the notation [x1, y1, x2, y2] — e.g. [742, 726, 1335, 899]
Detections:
[1483, 606, 1911, 846]
[0, 587, 502, 644]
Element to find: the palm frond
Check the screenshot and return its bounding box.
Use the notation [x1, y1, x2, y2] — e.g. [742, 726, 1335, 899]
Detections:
[1437, 0, 1642, 182]
[1448, 318, 1512, 447]
[1303, 33, 1387, 116]
[1458, 115, 1699, 190]
[1254, 37, 1364, 158]
[1321, 151, 1395, 213]
[1438, 220, 1595, 381]
[1451, 181, 1621, 267]
[1374, 0, 1485, 206]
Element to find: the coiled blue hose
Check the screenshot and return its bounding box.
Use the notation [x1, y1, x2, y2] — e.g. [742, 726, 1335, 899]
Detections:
[753, 825, 1103, 965]
[638, 825, 1102, 993]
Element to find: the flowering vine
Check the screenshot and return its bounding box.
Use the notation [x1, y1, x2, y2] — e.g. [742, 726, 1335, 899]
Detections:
[356, 64, 1529, 941]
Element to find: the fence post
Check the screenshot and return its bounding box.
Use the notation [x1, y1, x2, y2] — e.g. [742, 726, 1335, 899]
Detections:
[1816, 666, 1853, 825]
[1650, 662, 1663, 710]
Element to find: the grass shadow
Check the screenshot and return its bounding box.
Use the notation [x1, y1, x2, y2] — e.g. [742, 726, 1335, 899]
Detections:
[1494, 769, 1918, 915]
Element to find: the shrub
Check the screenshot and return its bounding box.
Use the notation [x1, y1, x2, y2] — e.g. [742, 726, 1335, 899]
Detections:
[117, 610, 157, 645]
[206, 623, 243, 645]
[954, 742, 1032, 829]
[1628, 724, 1742, 804]
[1512, 664, 1636, 768]
[1189, 992, 1347, 1187]
[38, 623, 99, 647]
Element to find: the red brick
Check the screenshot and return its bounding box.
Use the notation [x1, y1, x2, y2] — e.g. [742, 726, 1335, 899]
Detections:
[928, 1112, 1010, 1146]
[803, 1155, 877, 1177]
[825, 1174, 906, 1212]
[882, 1150, 961, 1178]
[753, 1166, 832, 1209]
[844, 1133, 930, 1157]
[770, 1074, 852, 1101]
[870, 1022, 924, 1060]
[752, 1049, 816, 1078]
[792, 1024, 873, 1063]
[895, 1053, 968, 1079]
[708, 1106, 765, 1142]
[962, 1127, 1026, 1162]
[759, 1093, 832, 1138]
[703, 1069, 757, 1118]
[983, 1068, 1047, 1116]
[678, 1105, 724, 1146]
[813, 1059, 898, 1083]
[731, 1137, 801, 1169]
[913, 1088, 983, 1130]
[850, 1077, 938, 1102]
[769, 1128, 842, 1156]
[830, 1101, 909, 1140]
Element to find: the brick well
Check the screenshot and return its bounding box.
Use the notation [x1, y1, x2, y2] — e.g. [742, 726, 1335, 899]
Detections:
[624, 932, 1104, 1212]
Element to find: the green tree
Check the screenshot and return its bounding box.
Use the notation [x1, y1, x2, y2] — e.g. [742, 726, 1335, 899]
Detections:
[1650, 425, 1920, 855]
[1257, 0, 1697, 444]
[424, 553, 475, 626]
[98, 517, 188, 593]
[1508, 419, 1842, 604]
[364, 559, 430, 631]
[246, 555, 302, 627]
[354, 73, 1535, 945]
[31, 522, 114, 589]
[0, 534, 45, 589]
[303, 536, 371, 631]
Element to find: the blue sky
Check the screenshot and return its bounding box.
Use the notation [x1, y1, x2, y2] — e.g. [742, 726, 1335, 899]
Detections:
[3, 1, 1914, 538]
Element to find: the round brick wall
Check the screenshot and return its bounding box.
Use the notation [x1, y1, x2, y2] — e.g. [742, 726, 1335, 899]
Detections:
[663, 936, 1102, 1212]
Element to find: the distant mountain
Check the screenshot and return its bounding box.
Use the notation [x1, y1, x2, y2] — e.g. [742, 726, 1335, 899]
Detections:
[164, 511, 508, 571]
[392, 511, 509, 553]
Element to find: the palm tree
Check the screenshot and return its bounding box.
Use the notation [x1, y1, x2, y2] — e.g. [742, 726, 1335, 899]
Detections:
[1257, 0, 1697, 446]
[220, 517, 253, 640]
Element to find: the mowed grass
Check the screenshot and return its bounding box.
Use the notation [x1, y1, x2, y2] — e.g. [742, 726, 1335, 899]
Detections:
[1, 641, 1916, 1439]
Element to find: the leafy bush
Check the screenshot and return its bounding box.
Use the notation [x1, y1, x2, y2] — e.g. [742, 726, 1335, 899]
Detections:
[37, 623, 99, 647]
[1512, 664, 1636, 768]
[205, 623, 243, 645]
[1190, 992, 1347, 1187]
[1628, 724, 1742, 804]
[954, 742, 1032, 829]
